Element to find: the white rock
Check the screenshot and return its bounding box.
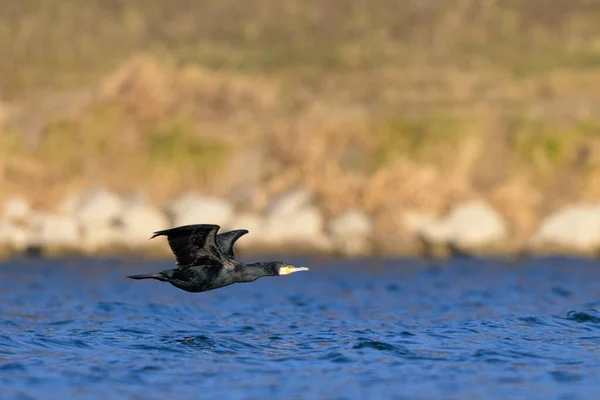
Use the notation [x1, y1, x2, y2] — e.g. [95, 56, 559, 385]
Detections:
[0, 220, 30, 250]
[265, 189, 314, 218]
[446, 201, 507, 246]
[259, 189, 331, 250]
[265, 207, 323, 240]
[118, 202, 169, 247]
[30, 213, 80, 249]
[167, 192, 233, 227]
[419, 200, 507, 248]
[262, 206, 331, 250]
[2, 197, 31, 224]
[328, 210, 373, 256]
[73, 188, 124, 226]
[329, 210, 372, 237]
[531, 203, 600, 251]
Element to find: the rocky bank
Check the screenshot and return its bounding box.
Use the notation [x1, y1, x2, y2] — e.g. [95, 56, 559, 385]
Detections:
[0, 187, 597, 260]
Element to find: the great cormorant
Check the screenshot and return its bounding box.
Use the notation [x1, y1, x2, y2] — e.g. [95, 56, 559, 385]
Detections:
[127, 224, 309, 293]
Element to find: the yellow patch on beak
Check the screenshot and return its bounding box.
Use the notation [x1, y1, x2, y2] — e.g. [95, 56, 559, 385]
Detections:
[279, 265, 310, 275]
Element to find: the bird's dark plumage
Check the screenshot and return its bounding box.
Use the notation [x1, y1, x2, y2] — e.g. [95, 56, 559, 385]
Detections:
[151, 224, 225, 267]
[128, 224, 308, 293]
[215, 229, 249, 259]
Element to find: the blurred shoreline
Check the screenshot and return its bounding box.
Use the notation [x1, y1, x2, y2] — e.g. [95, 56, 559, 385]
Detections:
[1, 187, 600, 261]
[2, 1, 600, 259]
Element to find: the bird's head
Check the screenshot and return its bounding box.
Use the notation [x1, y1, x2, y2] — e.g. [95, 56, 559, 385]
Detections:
[275, 262, 310, 276]
[248, 261, 310, 277]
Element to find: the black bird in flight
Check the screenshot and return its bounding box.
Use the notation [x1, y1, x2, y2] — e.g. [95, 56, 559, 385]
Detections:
[128, 224, 309, 293]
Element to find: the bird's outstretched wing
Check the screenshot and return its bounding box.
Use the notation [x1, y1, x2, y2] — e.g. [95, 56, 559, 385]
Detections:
[216, 229, 249, 259]
[151, 224, 226, 267]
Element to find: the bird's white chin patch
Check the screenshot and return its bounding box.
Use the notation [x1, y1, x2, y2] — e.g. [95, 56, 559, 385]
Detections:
[278, 266, 310, 275]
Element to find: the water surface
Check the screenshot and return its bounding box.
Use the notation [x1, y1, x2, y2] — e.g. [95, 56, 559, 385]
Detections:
[1, 256, 600, 399]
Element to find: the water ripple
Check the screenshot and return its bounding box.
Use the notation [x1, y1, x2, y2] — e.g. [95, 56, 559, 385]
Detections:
[352, 338, 411, 356]
[566, 310, 600, 324]
[1, 258, 600, 399]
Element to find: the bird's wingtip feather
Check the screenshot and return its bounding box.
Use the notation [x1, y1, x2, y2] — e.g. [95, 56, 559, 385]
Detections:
[149, 230, 166, 240]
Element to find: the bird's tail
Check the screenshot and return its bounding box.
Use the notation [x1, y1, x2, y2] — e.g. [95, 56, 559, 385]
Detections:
[127, 273, 168, 281]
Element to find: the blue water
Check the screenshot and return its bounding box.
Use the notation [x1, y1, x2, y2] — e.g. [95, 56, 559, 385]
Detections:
[1, 256, 600, 399]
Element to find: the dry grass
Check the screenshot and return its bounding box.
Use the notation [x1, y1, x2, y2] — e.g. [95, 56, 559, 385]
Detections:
[2, 0, 600, 243]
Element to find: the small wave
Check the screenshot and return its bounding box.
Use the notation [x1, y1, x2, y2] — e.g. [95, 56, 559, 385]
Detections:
[566, 311, 600, 324]
[0, 362, 26, 372]
[551, 286, 572, 298]
[25, 336, 92, 350]
[319, 351, 353, 363]
[171, 334, 214, 349]
[550, 370, 582, 383]
[474, 348, 559, 362]
[70, 339, 93, 349]
[352, 338, 410, 355]
[96, 301, 127, 312]
[386, 284, 401, 292]
[128, 343, 187, 354]
[506, 350, 561, 361]
[473, 349, 507, 363]
[116, 328, 153, 336]
[516, 316, 554, 326]
[0, 334, 15, 345]
[228, 338, 261, 351]
[47, 319, 75, 326]
[239, 326, 255, 332]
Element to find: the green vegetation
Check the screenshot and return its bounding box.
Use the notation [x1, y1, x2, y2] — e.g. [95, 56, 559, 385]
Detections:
[374, 114, 466, 169]
[510, 116, 599, 179]
[146, 120, 230, 174]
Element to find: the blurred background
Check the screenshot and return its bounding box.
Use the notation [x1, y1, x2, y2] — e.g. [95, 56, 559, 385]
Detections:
[2, 0, 600, 258]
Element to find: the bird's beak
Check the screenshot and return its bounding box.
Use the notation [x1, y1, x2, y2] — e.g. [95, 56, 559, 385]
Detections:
[279, 265, 310, 275]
